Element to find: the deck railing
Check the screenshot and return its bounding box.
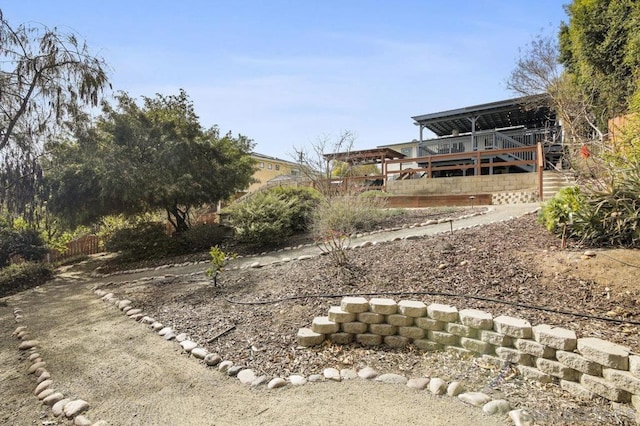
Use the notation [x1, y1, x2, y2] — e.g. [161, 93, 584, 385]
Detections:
[418, 127, 558, 157]
[386, 145, 541, 179]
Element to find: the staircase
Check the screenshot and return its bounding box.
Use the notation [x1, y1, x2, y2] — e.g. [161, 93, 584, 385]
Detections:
[493, 132, 535, 172]
[542, 170, 576, 201]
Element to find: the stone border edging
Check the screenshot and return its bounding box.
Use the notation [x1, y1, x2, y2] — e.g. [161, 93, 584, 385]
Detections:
[10, 308, 107, 425]
[93, 287, 538, 425]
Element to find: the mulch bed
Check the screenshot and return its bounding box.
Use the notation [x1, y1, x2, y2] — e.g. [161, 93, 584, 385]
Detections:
[101, 208, 639, 425]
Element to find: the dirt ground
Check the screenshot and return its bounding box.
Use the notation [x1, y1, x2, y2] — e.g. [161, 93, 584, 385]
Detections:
[1, 206, 639, 425]
[0, 270, 502, 426]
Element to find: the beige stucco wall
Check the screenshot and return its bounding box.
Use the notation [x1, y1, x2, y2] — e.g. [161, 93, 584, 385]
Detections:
[247, 157, 299, 193]
[386, 173, 538, 196]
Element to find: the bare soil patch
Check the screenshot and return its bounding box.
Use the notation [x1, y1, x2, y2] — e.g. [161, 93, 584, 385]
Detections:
[97, 209, 640, 425]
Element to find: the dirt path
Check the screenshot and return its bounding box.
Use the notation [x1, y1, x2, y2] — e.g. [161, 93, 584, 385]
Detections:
[0, 218, 533, 425]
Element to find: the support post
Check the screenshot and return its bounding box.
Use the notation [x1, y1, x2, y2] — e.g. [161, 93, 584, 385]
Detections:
[537, 141, 544, 201]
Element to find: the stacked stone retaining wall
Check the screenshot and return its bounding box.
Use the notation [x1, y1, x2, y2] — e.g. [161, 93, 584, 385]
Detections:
[298, 297, 640, 406]
[387, 173, 538, 197]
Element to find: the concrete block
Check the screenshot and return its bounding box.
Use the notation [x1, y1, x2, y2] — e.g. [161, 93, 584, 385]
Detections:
[369, 298, 397, 315]
[577, 338, 629, 370]
[459, 309, 493, 330]
[341, 322, 367, 334]
[493, 315, 532, 338]
[532, 324, 577, 351]
[398, 326, 425, 340]
[560, 379, 594, 400]
[479, 330, 512, 347]
[329, 333, 353, 345]
[415, 317, 444, 331]
[386, 314, 414, 327]
[495, 347, 533, 366]
[602, 368, 640, 395]
[369, 323, 397, 336]
[297, 328, 325, 347]
[384, 335, 410, 348]
[514, 339, 556, 358]
[357, 312, 385, 324]
[414, 339, 443, 351]
[398, 300, 428, 317]
[632, 394, 640, 410]
[427, 303, 459, 322]
[536, 358, 579, 381]
[629, 355, 640, 378]
[327, 306, 356, 323]
[427, 330, 459, 346]
[446, 346, 473, 357]
[480, 354, 504, 369]
[311, 317, 339, 334]
[460, 337, 492, 354]
[446, 323, 477, 338]
[356, 333, 383, 346]
[555, 350, 602, 376]
[580, 374, 631, 402]
[340, 297, 369, 313]
[517, 365, 554, 383]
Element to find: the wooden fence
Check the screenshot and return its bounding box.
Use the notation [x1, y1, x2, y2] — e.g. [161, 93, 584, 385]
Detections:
[47, 235, 102, 263]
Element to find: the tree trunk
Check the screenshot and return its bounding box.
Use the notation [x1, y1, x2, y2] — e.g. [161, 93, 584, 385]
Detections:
[166, 204, 190, 233]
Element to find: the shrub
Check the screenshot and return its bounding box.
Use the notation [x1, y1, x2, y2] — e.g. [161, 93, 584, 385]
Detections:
[269, 186, 323, 232]
[0, 228, 49, 268]
[540, 164, 640, 248]
[311, 194, 389, 236]
[359, 190, 388, 199]
[205, 245, 237, 286]
[104, 222, 177, 261]
[572, 164, 640, 247]
[311, 194, 388, 267]
[538, 186, 584, 233]
[227, 191, 296, 245]
[175, 223, 232, 253]
[0, 263, 54, 298]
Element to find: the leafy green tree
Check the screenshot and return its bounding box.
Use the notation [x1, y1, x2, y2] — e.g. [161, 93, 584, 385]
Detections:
[46, 90, 256, 232]
[559, 0, 640, 125]
[331, 161, 380, 178]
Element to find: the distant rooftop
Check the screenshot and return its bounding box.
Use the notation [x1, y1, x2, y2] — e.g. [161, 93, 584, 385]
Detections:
[251, 152, 299, 166]
[412, 95, 554, 137]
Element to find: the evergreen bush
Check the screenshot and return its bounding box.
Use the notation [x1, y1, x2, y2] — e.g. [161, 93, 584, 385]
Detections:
[0, 263, 53, 297]
[227, 191, 296, 245]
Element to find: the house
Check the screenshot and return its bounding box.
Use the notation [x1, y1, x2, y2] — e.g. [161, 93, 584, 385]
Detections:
[246, 153, 302, 193]
[375, 96, 572, 202]
[381, 95, 561, 176]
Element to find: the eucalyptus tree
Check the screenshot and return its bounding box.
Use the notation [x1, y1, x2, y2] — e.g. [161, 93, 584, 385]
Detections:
[0, 10, 109, 223]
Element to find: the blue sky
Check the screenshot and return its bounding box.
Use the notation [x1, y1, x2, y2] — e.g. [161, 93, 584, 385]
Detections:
[3, 1, 567, 160]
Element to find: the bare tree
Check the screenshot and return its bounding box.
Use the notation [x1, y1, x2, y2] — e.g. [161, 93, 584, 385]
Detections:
[292, 130, 356, 195]
[507, 33, 611, 187]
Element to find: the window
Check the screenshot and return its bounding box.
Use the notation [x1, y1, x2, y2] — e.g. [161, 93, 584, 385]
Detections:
[268, 163, 272, 170]
[275, 164, 280, 171]
[401, 147, 413, 157]
[259, 162, 264, 169]
[291, 169, 300, 176]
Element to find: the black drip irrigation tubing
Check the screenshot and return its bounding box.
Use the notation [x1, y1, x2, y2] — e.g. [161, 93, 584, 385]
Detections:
[224, 290, 640, 326]
[596, 252, 640, 269]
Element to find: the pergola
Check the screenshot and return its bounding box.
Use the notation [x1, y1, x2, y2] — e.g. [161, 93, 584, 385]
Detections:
[322, 147, 406, 191]
[322, 147, 406, 165]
